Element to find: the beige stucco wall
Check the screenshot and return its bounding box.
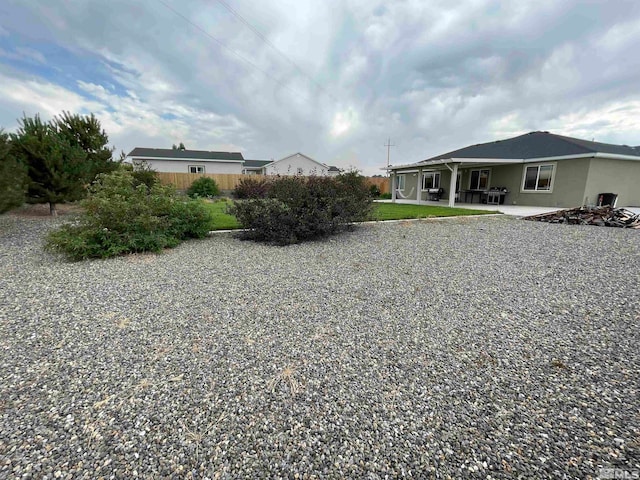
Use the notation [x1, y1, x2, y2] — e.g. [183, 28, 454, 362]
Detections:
[132, 158, 243, 174]
[583, 158, 640, 207]
[457, 158, 591, 208]
[393, 172, 419, 198]
[514, 158, 591, 207]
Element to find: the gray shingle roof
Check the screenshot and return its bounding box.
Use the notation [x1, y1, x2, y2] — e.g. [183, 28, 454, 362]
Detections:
[327, 165, 341, 172]
[127, 148, 244, 161]
[424, 131, 640, 162]
[243, 159, 272, 168]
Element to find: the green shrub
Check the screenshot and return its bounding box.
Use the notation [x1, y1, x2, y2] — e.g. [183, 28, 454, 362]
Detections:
[229, 173, 373, 245]
[130, 160, 159, 189]
[334, 171, 374, 222]
[233, 177, 271, 199]
[368, 184, 381, 198]
[379, 192, 392, 199]
[45, 169, 212, 260]
[187, 176, 220, 198]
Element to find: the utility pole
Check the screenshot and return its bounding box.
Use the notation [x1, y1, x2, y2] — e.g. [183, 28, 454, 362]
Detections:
[384, 137, 395, 171]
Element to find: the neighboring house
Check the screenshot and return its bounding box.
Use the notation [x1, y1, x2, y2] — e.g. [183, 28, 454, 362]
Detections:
[263, 153, 336, 176]
[387, 131, 640, 208]
[242, 159, 272, 175]
[126, 148, 245, 174]
[327, 165, 342, 177]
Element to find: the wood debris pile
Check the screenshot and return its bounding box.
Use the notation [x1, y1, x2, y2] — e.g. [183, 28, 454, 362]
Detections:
[523, 206, 640, 229]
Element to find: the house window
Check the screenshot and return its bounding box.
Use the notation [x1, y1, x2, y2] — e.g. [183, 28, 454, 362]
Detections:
[422, 172, 441, 190]
[189, 165, 205, 174]
[395, 174, 405, 190]
[523, 164, 554, 191]
[469, 169, 490, 190]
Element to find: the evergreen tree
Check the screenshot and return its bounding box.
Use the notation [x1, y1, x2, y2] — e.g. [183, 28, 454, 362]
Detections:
[50, 111, 117, 180]
[0, 130, 27, 213]
[11, 115, 88, 216]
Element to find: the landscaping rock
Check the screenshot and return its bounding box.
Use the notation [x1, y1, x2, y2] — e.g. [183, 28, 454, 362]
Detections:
[1, 215, 638, 478]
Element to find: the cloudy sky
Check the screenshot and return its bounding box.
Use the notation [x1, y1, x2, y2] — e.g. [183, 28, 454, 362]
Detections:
[1, 0, 639, 175]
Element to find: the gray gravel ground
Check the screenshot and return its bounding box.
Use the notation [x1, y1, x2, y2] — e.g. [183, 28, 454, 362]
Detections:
[1, 214, 639, 479]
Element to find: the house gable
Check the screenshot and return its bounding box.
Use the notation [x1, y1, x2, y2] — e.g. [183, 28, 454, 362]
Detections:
[265, 153, 330, 176]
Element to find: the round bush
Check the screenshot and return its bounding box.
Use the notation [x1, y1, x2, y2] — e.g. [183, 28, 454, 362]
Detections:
[45, 170, 213, 260]
[187, 176, 220, 198]
[229, 173, 373, 245]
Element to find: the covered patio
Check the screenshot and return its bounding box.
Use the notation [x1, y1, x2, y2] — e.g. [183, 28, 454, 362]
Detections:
[389, 158, 522, 208]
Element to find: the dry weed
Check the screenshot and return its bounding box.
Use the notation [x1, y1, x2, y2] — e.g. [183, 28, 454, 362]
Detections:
[268, 365, 302, 396]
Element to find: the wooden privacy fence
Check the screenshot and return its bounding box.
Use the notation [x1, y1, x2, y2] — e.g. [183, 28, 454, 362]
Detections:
[156, 173, 261, 191]
[366, 177, 390, 194]
[156, 173, 390, 194]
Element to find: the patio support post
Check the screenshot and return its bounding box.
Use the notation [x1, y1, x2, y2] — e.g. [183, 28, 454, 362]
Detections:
[391, 173, 396, 202]
[416, 171, 421, 205]
[448, 163, 458, 208]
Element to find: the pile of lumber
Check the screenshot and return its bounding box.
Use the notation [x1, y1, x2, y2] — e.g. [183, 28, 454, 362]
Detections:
[523, 206, 640, 228]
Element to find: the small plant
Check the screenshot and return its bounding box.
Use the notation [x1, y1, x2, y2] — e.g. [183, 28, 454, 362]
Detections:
[379, 192, 392, 199]
[369, 184, 381, 198]
[187, 176, 220, 198]
[233, 177, 271, 199]
[45, 169, 212, 260]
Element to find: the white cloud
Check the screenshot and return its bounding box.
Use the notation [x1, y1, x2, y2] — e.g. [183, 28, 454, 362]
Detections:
[1, 0, 640, 176]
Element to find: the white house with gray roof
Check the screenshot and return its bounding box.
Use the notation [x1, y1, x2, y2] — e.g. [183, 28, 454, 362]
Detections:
[126, 148, 343, 177]
[126, 148, 245, 174]
[263, 153, 341, 177]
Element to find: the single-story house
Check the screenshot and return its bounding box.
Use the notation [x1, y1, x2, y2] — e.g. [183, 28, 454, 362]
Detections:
[242, 159, 273, 175]
[262, 153, 341, 177]
[387, 131, 640, 208]
[126, 148, 245, 174]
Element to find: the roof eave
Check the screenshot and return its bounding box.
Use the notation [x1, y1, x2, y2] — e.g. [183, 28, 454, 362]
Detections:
[126, 155, 244, 163]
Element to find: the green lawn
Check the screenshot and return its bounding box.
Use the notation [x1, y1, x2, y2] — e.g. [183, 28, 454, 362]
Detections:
[370, 202, 499, 221]
[203, 198, 497, 231]
[202, 199, 241, 230]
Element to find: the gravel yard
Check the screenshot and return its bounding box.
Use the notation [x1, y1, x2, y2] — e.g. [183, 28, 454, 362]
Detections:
[1, 214, 639, 479]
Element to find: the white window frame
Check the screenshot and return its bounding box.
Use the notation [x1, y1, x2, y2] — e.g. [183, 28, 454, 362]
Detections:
[421, 171, 441, 190]
[521, 162, 556, 193]
[395, 174, 405, 190]
[189, 165, 205, 174]
[469, 168, 490, 190]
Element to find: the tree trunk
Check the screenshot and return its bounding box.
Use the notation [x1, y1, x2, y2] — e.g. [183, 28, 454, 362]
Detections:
[49, 202, 58, 217]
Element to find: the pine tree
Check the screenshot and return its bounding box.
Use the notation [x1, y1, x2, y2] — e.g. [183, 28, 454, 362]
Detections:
[50, 111, 117, 181]
[11, 115, 89, 216]
[0, 130, 27, 213]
